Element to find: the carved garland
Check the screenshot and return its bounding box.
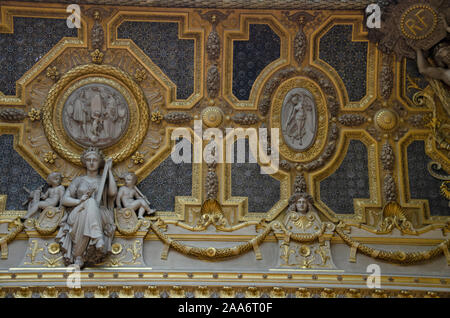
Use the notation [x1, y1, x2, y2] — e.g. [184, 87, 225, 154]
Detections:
[0, 218, 24, 259]
[336, 225, 450, 264]
[150, 220, 272, 259]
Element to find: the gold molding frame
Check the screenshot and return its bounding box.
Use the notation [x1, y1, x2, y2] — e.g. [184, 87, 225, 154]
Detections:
[223, 14, 290, 110]
[271, 76, 329, 163]
[107, 11, 204, 108]
[310, 15, 377, 110]
[0, 6, 87, 104]
[311, 129, 380, 223]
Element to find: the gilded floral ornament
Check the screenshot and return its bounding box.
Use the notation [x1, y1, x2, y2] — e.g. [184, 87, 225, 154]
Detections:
[111, 243, 123, 255]
[375, 109, 398, 131]
[134, 69, 148, 83]
[47, 243, 60, 255]
[43, 151, 57, 164]
[202, 107, 224, 128]
[90, 49, 104, 64]
[366, 102, 408, 141]
[151, 110, 163, 124]
[28, 108, 41, 121]
[131, 151, 145, 165]
[46, 66, 60, 82]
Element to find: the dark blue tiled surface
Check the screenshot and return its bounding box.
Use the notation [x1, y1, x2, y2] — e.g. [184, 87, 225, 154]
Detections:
[138, 141, 193, 212]
[319, 25, 368, 102]
[0, 17, 77, 95]
[117, 21, 195, 100]
[320, 140, 370, 214]
[407, 141, 449, 216]
[231, 139, 280, 212]
[0, 135, 46, 210]
[232, 24, 280, 100]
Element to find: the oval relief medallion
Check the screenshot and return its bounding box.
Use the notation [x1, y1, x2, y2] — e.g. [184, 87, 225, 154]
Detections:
[271, 77, 328, 163]
[281, 88, 317, 151]
[63, 83, 130, 148]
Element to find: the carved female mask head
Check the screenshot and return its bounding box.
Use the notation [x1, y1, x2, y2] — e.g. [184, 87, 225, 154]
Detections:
[295, 197, 309, 214]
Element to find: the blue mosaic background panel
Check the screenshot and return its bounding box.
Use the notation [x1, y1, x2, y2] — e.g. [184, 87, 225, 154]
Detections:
[405, 58, 429, 101]
[407, 141, 449, 216]
[319, 25, 368, 102]
[0, 135, 46, 210]
[117, 21, 195, 100]
[232, 24, 281, 100]
[138, 141, 193, 212]
[0, 17, 77, 96]
[231, 139, 280, 212]
[320, 140, 370, 214]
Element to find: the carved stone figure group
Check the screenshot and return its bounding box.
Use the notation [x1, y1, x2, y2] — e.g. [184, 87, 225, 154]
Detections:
[63, 84, 129, 148]
[24, 147, 154, 268]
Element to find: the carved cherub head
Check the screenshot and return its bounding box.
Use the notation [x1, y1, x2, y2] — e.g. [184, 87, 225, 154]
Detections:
[47, 172, 62, 187]
[123, 172, 138, 187]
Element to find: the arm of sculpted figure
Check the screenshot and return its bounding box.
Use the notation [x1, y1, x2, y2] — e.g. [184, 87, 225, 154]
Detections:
[416, 48, 447, 81]
[116, 187, 123, 208]
[107, 159, 117, 197]
[62, 179, 83, 207]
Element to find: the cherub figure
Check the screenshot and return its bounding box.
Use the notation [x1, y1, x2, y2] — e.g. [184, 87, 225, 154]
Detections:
[23, 172, 65, 220]
[116, 172, 155, 219]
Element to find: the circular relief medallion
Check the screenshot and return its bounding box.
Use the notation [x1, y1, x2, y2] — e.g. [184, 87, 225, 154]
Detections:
[42, 64, 149, 166]
[271, 77, 328, 163]
[62, 83, 130, 148]
[400, 5, 437, 40]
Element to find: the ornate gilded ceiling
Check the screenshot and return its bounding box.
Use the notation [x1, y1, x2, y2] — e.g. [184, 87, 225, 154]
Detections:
[0, 1, 449, 298]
